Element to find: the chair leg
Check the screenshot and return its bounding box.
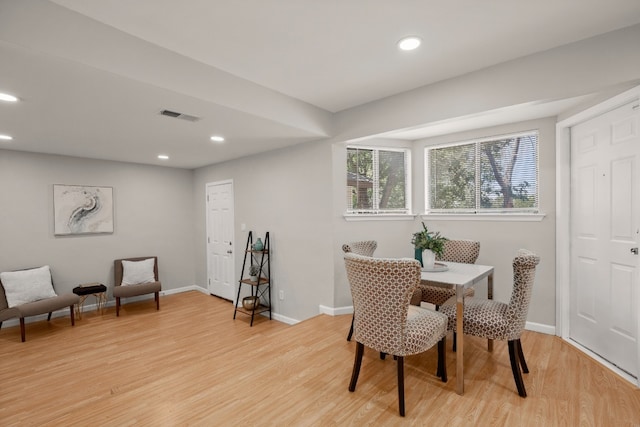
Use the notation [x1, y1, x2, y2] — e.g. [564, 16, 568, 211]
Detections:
[47, 312, 52, 321]
[397, 356, 405, 417]
[347, 315, 354, 341]
[452, 331, 457, 352]
[380, 352, 386, 360]
[116, 297, 121, 316]
[437, 336, 447, 382]
[349, 342, 364, 392]
[69, 305, 75, 326]
[508, 340, 527, 397]
[20, 318, 25, 342]
[517, 339, 529, 373]
[155, 291, 160, 310]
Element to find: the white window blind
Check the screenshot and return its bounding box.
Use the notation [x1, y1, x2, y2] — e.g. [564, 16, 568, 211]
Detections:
[346, 147, 410, 214]
[427, 131, 538, 213]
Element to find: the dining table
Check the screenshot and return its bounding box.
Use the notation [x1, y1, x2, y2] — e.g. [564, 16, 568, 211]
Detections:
[421, 261, 494, 395]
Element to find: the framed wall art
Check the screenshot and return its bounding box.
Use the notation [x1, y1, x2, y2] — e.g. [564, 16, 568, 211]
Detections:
[53, 184, 114, 235]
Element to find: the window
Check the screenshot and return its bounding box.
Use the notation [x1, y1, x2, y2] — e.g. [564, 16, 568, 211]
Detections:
[426, 131, 538, 214]
[346, 146, 410, 215]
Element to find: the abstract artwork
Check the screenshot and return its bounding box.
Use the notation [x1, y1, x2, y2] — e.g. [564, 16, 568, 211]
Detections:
[53, 185, 114, 235]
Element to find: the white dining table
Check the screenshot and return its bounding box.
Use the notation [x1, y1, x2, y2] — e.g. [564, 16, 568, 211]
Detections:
[421, 261, 494, 395]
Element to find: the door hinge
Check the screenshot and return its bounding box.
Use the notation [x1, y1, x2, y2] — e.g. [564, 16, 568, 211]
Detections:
[208, 237, 210, 243]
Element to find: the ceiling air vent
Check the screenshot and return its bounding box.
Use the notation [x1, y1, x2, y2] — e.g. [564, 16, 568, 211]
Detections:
[159, 109, 201, 122]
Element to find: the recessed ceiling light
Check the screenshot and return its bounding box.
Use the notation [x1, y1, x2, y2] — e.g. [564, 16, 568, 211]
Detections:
[210, 135, 225, 142]
[0, 93, 18, 102]
[398, 36, 422, 51]
[157, 154, 169, 160]
[0, 134, 13, 140]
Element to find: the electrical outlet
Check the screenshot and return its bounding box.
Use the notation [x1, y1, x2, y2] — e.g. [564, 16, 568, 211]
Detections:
[279, 290, 284, 300]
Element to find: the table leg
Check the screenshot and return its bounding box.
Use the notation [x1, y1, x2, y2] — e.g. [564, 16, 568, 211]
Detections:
[487, 272, 494, 352]
[456, 283, 464, 395]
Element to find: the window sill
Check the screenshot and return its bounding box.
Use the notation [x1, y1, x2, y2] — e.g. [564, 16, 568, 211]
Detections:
[344, 214, 416, 222]
[420, 213, 546, 222]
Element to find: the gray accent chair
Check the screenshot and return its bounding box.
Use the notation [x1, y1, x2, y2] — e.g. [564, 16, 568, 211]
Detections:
[0, 267, 79, 342]
[113, 256, 162, 316]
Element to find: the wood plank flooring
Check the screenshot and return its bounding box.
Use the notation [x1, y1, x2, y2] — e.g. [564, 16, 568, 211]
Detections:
[0, 291, 639, 426]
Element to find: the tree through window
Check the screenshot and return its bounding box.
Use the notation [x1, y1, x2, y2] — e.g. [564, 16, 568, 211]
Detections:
[347, 147, 410, 214]
[427, 131, 538, 213]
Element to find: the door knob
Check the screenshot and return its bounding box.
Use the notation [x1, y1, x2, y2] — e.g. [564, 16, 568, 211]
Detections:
[631, 248, 638, 255]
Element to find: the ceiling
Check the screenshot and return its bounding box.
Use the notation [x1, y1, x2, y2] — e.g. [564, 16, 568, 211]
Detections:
[1, 0, 640, 169]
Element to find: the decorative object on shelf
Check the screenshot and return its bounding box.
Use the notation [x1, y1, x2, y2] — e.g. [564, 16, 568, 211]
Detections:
[411, 222, 447, 269]
[53, 184, 114, 235]
[252, 238, 264, 251]
[249, 264, 260, 281]
[242, 296, 260, 311]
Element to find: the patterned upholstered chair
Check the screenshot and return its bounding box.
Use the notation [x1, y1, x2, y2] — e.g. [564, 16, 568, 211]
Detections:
[411, 239, 481, 308]
[344, 253, 448, 417]
[439, 249, 540, 397]
[342, 241, 377, 341]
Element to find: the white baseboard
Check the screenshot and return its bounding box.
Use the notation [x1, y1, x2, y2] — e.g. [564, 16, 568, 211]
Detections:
[524, 321, 555, 335]
[317, 305, 556, 337]
[319, 305, 353, 316]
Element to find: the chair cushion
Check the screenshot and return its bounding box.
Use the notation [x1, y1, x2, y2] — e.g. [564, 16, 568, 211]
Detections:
[113, 281, 161, 298]
[401, 306, 448, 356]
[121, 258, 156, 286]
[440, 297, 511, 340]
[0, 266, 57, 308]
[15, 293, 80, 317]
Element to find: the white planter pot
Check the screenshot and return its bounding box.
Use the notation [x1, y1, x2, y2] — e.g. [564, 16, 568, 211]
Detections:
[423, 249, 436, 269]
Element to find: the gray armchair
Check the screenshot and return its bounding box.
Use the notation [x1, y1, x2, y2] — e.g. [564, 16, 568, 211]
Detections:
[0, 266, 79, 342]
[113, 256, 162, 316]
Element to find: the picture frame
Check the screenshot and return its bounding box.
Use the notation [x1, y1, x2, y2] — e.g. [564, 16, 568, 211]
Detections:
[53, 184, 114, 235]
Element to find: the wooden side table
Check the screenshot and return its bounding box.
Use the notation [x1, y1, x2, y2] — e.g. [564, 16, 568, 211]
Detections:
[72, 283, 107, 319]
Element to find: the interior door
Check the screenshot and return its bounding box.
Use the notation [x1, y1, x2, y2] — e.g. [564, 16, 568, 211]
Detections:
[206, 181, 235, 301]
[570, 100, 639, 378]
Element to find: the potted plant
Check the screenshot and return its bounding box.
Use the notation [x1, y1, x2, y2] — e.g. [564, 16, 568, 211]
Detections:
[411, 222, 447, 268]
[249, 264, 260, 282]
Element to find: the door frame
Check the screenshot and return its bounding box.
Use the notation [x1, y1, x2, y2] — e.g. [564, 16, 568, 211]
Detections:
[556, 85, 640, 385]
[205, 179, 236, 301]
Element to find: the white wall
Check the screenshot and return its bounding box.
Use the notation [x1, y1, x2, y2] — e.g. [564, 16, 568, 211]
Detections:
[0, 149, 195, 297]
[412, 117, 557, 326]
[193, 140, 334, 321]
[330, 118, 556, 327]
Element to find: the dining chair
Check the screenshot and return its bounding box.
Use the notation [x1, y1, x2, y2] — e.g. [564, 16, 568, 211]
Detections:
[344, 252, 448, 417]
[342, 240, 377, 341]
[411, 239, 481, 308]
[439, 249, 540, 397]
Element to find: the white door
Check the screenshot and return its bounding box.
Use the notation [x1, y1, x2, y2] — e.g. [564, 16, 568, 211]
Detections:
[570, 100, 640, 377]
[206, 181, 235, 301]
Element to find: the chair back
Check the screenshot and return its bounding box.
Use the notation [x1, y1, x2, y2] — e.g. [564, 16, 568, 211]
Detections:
[505, 249, 540, 338]
[437, 239, 480, 264]
[342, 240, 377, 257]
[344, 252, 421, 354]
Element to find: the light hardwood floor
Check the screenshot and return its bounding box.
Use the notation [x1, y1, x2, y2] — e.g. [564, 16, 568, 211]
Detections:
[0, 291, 639, 426]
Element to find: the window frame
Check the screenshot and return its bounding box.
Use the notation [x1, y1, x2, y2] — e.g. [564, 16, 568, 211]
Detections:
[424, 130, 541, 217]
[345, 145, 412, 218]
